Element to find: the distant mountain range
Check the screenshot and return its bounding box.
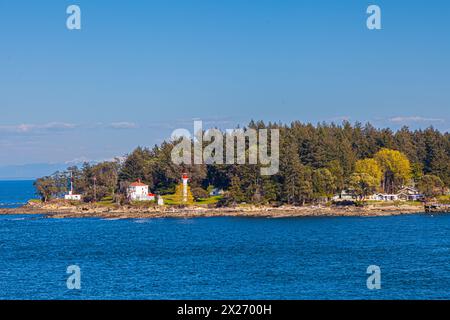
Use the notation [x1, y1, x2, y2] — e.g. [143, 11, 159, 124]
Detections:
[0, 163, 81, 180]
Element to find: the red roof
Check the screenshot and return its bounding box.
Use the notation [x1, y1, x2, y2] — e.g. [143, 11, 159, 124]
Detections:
[130, 180, 147, 187]
[148, 193, 155, 196]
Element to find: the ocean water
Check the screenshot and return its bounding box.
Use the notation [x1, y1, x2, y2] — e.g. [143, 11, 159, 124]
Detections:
[0, 180, 36, 208]
[1, 181, 450, 300]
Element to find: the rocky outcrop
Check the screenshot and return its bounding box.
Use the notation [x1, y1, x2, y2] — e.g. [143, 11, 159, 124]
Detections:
[425, 204, 450, 213]
[0, 200, 426, 219]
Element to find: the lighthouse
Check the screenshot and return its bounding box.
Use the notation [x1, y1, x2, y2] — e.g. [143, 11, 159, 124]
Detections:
[182, 173, 189, 202]
[64, 171, 82, 201]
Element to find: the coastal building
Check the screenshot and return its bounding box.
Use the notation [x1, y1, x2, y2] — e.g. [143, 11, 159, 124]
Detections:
[65, 190, 82, 201]
[397, 187, 424, 201]
[332, 187, 424, 202]
[127, 180, 155, 201]
[332, 191, 355, 202]
[64, 172, 82, 201]
[368, 187, 423, 202]
[369, 194, 399, 201]
[209, 188, 224, 196]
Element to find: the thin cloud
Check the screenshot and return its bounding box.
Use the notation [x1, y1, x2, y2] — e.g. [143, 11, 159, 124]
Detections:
[63, 156, 123, 165]
[108, 122, 139, 129]
[0, 122, 77, 133]
[388, 116, 445, 124]
[64, 156, 92, 165]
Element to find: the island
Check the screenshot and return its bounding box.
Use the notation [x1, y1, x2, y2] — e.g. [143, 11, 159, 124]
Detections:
[2, 121, 449, 219]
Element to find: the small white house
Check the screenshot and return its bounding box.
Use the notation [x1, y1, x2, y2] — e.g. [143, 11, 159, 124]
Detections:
[370, 194, 399, 201]
[209, 188, 224, 196]
[332, 191, 355, 202]
[127, 180, 155, 201]
[65, 191, 82, 201]
[368, 187, 423, 202]
[157, 195, 164, 206]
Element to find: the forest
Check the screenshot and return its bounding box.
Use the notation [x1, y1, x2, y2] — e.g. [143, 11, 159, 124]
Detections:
[34, 121, 450, 205]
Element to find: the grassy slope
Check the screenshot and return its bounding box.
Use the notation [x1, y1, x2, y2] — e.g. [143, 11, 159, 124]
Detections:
[162, 195, 222, 206]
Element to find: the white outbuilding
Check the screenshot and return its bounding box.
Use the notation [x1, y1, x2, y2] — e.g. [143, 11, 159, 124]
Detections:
[65, 191, 82, 201]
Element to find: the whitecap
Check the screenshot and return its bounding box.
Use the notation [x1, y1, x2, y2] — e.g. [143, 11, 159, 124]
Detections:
[134, 219, 151, 224]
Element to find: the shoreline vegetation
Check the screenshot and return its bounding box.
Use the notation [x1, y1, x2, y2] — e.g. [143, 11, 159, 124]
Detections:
[21, 121, 450, 219]
[0, 199, 442, 219]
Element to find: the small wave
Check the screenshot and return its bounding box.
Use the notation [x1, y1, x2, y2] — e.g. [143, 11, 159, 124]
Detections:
[0, 202, 26, 208]
[176, 219, 195, 224]
[133, 219, 151, 224]
[432, 247, 450, 253]
[101, 218, 122, 221]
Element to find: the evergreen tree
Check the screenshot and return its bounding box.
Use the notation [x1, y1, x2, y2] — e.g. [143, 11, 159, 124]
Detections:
[417, 175, 445, 199]
[228, 176, 245, 204]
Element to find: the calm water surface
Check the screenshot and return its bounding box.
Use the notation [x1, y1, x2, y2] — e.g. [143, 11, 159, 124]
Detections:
[0, 181, 449, 299]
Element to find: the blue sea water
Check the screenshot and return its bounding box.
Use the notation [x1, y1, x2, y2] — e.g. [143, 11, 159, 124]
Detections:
[1, 180, 450, 300]
[0, 180, 36, 208]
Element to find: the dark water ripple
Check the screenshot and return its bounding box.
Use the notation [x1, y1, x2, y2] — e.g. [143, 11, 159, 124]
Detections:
[0, 214, 449, 299]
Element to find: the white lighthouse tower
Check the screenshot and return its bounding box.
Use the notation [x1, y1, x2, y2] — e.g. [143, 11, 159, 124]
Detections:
[182, 173, 189, 202]
[64, 171, 82, 201]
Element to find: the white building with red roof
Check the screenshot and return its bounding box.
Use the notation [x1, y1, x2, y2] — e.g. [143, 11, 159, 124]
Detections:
[127, 179, 155, 201]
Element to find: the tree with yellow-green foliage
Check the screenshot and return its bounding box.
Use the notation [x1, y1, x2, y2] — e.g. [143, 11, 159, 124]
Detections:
[172, 183, 194, 205]
[349, 158, 383, 199]
[349, 173, 380, 200]
[354, 158, 383, 183]
[35, 121, 450, 207]
[374, 148, 411, 193]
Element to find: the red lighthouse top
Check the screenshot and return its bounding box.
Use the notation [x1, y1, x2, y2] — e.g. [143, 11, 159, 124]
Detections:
[182, 173, 188, 180]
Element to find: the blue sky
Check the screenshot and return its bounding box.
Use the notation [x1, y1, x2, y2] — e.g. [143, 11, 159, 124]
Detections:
[0, 0, 449, 169]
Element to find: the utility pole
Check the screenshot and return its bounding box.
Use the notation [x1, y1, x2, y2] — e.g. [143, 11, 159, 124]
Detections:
[69, 171, 74, 195]
[93, 176, 97, 202]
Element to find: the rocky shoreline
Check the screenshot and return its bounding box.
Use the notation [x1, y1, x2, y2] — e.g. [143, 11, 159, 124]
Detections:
[0, 201, 428, 219]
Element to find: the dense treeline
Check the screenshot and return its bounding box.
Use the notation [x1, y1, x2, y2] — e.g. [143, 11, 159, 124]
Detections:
[35, 121, 450, 204]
